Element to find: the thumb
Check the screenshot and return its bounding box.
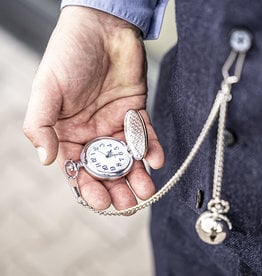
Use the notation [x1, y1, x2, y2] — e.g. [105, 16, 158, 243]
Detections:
[23, 82, 62, 165]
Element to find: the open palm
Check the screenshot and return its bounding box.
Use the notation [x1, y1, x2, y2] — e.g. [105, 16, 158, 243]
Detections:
[24, 7, 164, 211]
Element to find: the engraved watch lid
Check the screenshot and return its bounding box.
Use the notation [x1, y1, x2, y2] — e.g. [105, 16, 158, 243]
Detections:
[124, 110, 148, 160]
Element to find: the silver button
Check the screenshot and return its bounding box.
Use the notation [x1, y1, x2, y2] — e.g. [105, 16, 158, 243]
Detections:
[230, 29, 252, 53]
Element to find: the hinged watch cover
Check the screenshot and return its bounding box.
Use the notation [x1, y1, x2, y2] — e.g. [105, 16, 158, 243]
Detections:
[124, 110, 148, 160]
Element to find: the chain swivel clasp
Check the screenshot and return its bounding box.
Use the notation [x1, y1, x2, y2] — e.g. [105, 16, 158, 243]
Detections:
[219, 29, 252, 103]
[222, 29, 252, 85]
[64, 160, 88, 206]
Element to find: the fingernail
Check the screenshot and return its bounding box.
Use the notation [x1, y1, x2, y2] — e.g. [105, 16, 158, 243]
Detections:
[37, 147, 47, 164]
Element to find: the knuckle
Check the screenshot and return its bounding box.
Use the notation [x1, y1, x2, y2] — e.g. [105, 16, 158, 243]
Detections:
[22, 122, 35, 139]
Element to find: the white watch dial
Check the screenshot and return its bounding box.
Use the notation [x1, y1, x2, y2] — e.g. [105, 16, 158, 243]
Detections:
[81, 137, 133, 180]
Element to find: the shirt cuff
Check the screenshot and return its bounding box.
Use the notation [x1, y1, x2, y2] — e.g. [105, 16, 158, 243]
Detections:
[60, 0, 168, 40]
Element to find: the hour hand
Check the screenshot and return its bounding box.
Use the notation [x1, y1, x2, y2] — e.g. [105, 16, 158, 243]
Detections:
[106, 150, 113, 158]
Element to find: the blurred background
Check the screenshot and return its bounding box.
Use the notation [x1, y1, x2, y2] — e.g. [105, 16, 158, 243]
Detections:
[0, 1, 176, 275]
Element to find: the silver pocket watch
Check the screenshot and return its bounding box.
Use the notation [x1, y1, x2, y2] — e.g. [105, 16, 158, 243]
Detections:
[65, 110, 148, 181]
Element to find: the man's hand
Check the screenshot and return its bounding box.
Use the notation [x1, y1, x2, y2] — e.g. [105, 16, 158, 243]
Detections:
[23, 6, 164, 211]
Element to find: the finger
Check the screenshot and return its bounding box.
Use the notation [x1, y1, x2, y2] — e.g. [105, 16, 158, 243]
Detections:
[126, 160, 155, 200]
[139, 110, 165, 169]
[59, 142, 112, 210]
[145, 134, 165, 169]
[103, 178, 138, 211]
[78, 172, 112, 210]
[23, 77, 62, 165]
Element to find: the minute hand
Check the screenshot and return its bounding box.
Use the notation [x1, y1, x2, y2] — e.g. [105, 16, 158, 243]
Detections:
[106, 151, 121, 158]
[98, 150, 107, 156]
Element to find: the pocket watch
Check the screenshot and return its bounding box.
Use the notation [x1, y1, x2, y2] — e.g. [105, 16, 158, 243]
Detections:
[65, 110, 148, 181]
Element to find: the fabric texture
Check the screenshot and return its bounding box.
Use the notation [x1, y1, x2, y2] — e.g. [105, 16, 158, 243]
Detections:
[151, 0, 262, 275]
[60, 0, 168, 39]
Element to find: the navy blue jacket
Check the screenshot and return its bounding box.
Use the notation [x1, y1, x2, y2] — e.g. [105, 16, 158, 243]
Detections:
[151, 1, 262, 275]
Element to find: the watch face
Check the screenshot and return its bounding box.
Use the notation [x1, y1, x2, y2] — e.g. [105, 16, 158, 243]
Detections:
[81, 137, 133, 180]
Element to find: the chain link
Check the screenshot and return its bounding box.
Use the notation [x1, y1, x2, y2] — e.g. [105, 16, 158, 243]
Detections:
[212, 91, 229, 200]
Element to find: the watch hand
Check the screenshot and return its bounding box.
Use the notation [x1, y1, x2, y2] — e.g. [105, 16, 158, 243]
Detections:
[106, 150, 123, 158]
[110, 153, 122, 157]
[98, 150, 107, 156]
[106, 150, 112, 158]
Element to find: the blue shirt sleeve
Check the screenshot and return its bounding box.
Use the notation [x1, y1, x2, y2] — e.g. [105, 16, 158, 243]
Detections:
[60, 0, 169, 40]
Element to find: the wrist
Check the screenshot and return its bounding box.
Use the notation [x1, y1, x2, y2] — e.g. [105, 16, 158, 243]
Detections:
[60, 6, 142, 39]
